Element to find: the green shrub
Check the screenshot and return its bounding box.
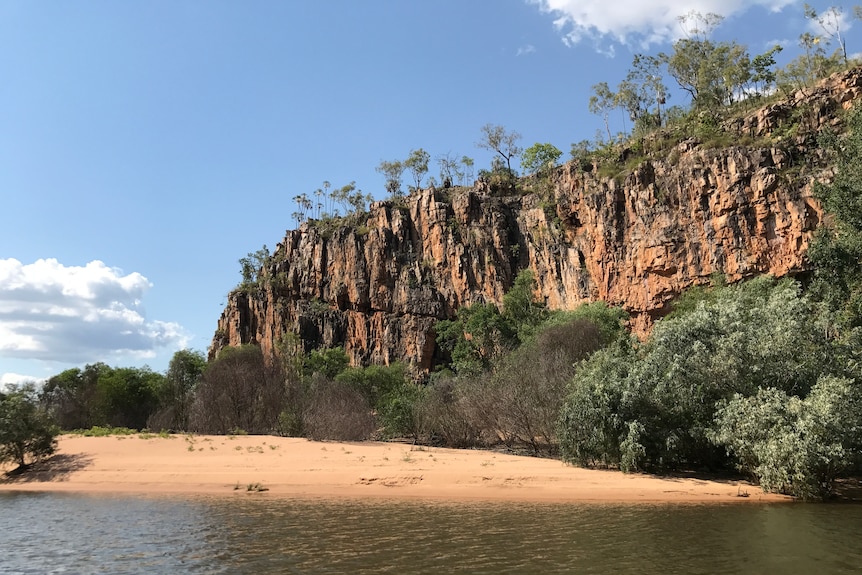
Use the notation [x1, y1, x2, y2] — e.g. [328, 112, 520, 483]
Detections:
[713, 376, 862, 500]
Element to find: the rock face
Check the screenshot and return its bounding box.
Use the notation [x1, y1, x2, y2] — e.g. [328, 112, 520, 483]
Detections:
[211, 67, 862, 370]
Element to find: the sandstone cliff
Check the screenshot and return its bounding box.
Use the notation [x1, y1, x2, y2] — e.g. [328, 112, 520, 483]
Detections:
[211, 67, 862, 371]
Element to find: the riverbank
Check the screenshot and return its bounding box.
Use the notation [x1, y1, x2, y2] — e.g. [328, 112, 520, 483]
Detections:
[0, 434, 789, 503]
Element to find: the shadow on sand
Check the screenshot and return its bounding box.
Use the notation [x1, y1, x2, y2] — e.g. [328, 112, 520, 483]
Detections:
[1, 453, 93, 484]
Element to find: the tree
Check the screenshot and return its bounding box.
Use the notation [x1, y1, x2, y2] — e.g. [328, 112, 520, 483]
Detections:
[96, 366, 163, 429]
[502, 269, 548, 343]
[776, 32, 842, 93]
[747, 45, 783, 98]
[190, 345, 285, 434]
[626, 54, 668, 129]
[0, 385, 59, 471]
[376, 159, 405, 198]
[40, 363, 107, 430]
[238, 245, 271, 290]
[404, 148, 430, 191]
[521, 143, 562, 177]
[660, 12, 753, 109]
[588, 82, 617, 141]
[477, 123, 522, 174]
[805, 3, 849, 65]
[303, 347, 350, 379]
[460, 155, 475, 185]
[808, 105, 862, 330]
[149, 349, 207, 431]
[435, 303, 516, 376]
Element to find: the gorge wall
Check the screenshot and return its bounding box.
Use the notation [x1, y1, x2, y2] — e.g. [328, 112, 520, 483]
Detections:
[211, 68, 862, 372]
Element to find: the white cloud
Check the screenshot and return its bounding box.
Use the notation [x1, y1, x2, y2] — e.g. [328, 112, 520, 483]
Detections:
[0, 258, 188, 363]
[529, 0, 796, 49]
[1, 372, 42, 388]
[763, 38, 792, 50]
[517, 44, 537, 56]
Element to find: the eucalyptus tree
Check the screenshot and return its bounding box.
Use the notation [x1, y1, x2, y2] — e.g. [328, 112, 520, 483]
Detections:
[477, 123, 522, 174]
[404, 148, 430, 190]
[804, 3, 850, 64]
[588, 82, 617, 140]
[376, 159, 405, 198]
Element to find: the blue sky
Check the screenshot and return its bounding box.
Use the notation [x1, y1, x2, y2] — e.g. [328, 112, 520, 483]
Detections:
[0, 0, 854, 384]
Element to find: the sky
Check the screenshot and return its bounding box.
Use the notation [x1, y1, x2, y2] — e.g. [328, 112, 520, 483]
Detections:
[0, 0, 855, 385]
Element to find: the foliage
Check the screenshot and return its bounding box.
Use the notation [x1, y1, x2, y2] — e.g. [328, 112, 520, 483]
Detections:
[501, 269, 548, 343]
[377, 382, 426, 439]
[41, 363, 106, 430]
[404, 148, 430, 191]
[659, 12, 756, 110]
[0, 385, 59, 470]
[804, 3, 850, 65]
[336, 363, 407, 411]
[40, 363, 164, 431]
[292, 181, 374, 226]
[148, 349, 207, 432]
[435, 303, 516, 377]
[238, 245, 271, 292]
[776, 33, 844, 95]
[713, 376, 862, 500]
[559, 277, 837, 472]
[808, 105, 862, 330]
[416, 377, 481, 448]
[303, 347, 350, 379]
[70, 426, 137, 437]
[563, 301, 629, 344]
[521, 143, 562, 177]
[435, 268, 551, 377]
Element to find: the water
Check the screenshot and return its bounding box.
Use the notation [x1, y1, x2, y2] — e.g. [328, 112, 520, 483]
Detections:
[1, 492, 861, 574]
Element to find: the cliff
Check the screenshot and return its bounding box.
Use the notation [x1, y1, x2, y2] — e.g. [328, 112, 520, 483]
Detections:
[211, 67, 862, 371]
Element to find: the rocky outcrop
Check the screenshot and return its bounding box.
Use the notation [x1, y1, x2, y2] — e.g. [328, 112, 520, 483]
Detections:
[211, 67, 862, 370]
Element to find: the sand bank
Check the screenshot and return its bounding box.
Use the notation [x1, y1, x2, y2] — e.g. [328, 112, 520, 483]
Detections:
[0, 434, 788, 503]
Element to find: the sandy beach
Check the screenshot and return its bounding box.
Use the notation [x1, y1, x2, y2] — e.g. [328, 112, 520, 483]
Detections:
[0, 434, 789, 503]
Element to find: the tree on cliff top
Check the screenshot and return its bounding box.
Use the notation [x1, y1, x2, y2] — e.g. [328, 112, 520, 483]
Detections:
[477, 124, 522, 174]
[376, 159, 405, 198]
[404, 148, 430, 191]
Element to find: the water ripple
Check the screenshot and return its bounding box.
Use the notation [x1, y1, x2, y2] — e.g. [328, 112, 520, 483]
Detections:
[1, 493, 861, 574]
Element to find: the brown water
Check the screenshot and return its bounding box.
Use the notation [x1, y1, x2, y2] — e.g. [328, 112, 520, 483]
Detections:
[1, 492, 860, 574]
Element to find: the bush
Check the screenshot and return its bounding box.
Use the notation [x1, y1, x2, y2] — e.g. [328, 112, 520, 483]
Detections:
[416, 378, 481, 448]
[378, 383, 426, 439]
[335, 363, 407, 410]
[303, 377, 376, 441]
[713, 376, 862, 500]
[559, 277, 835, 472]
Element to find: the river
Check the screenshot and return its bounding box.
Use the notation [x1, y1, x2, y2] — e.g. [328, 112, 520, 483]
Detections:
[1, 492, 860, 574]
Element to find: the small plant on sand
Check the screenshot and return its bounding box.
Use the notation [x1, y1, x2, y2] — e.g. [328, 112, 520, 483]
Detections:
[246, 482, 269, 492]
[73, 426, 136, 437]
